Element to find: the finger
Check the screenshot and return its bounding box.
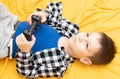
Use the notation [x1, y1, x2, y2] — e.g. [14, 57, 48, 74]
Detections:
[28, 13, 33, 25]
[31, 35, 36, 43]
[28, 12, 38, 25]
[18, 34, 24, 44]
[31, 12, 45, 23]
[21, 34, 29, 43]
[16, 36, 19, 46]
[16, 35, 22, 47]
[41, 16, 46, 23]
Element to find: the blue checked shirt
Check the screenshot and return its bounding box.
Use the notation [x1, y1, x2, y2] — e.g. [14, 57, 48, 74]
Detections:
[16, 2, 79, 78]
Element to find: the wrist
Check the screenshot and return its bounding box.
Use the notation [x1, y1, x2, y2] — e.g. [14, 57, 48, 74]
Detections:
[18, 49, 31, 53]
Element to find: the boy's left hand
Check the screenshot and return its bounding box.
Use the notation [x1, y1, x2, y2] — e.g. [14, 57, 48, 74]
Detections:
[28, 11, 47, 25]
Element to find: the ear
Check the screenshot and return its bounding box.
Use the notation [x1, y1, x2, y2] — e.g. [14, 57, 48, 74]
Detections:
[80, 58, 92, 65]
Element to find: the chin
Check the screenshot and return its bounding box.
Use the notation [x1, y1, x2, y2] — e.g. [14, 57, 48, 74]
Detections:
[70, 36, 76, 44]
[69, 38, 75, 48]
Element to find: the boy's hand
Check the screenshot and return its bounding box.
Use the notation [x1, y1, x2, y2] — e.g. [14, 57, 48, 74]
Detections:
[28, 11, 47, 25]
[16, 33, 36, 53]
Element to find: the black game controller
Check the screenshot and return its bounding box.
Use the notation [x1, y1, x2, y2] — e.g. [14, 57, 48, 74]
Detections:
[23, 15, 41, 41]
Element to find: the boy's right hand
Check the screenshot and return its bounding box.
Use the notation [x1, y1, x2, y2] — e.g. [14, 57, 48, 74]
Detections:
[28, 11, 48, 25]
[16, 33, 36, 53]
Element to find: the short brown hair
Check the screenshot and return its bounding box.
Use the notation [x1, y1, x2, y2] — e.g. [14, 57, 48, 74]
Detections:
[89, 32, 116, 65]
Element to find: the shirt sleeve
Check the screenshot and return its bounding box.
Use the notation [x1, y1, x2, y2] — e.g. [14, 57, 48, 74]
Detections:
[16, 48, 72, 78]
[45, 2, 79, 38]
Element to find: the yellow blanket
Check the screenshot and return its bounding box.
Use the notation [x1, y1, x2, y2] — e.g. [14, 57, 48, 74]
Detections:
[0, 0, 120, 79]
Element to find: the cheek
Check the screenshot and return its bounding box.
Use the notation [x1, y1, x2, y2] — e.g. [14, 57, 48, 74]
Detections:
[76, 42, 86, 49]
[75, 44, 82, 52]
[74, 45, 86, 57]
[75, 42, 87, 54]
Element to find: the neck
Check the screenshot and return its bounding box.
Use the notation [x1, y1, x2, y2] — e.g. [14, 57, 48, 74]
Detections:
[58, 36, 73, 56]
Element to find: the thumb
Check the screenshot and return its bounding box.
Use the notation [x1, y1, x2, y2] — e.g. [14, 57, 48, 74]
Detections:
[28, 14, 33, 25]
[31, 35, 36, 42]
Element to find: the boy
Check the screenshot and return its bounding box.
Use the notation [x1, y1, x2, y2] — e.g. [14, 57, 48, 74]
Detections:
[16, 2, 116, 78]
[0, 2, 116, 78]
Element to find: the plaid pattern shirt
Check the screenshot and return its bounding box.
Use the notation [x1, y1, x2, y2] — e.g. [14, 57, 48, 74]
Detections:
[16, 2, 79, 78]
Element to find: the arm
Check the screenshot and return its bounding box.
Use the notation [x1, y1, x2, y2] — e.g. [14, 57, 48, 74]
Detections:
[45, 2, 79, 37]
[16, 34, 73, 78]
[28, 2, 79, 38]
[16, 2, 77, 78]
[16, 48, 72, 78]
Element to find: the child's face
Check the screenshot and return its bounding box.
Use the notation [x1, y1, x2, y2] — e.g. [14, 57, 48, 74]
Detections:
[69, 32, 102, 58]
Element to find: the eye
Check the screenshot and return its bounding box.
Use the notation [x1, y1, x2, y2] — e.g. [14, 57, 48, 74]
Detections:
[87, 33, 89, 37]
[86, 43, 88, 49]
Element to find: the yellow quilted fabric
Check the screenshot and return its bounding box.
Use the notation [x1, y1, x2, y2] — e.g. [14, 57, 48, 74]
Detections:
[0, 0, 120, 79]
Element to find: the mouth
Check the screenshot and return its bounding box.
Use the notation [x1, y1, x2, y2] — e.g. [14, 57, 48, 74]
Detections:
[72, 35, 76, 44]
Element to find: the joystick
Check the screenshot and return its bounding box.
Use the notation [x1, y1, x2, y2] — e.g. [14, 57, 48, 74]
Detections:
[23, 15, 41, 41]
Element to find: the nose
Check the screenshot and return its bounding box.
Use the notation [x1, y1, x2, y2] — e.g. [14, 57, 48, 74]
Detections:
[79, 36, 88, 42]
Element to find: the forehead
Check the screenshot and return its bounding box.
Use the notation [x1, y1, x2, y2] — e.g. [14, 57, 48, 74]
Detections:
[89, 32, 102, 55]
